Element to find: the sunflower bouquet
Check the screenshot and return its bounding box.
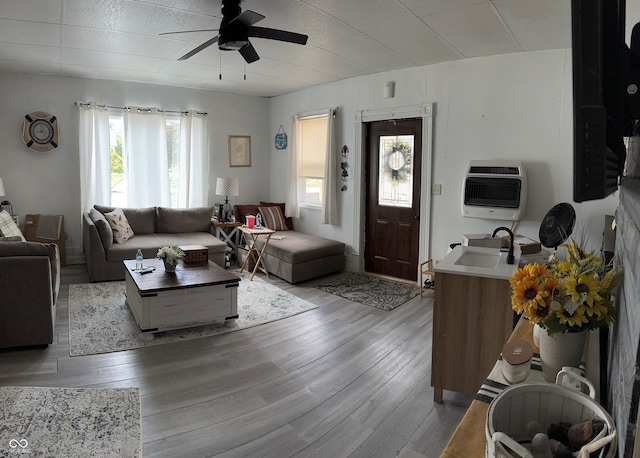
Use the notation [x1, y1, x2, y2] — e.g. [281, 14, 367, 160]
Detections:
[509, 238, 623, 335]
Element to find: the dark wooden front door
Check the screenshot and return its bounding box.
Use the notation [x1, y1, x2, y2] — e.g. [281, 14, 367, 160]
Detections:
[364, 118, 422, 281]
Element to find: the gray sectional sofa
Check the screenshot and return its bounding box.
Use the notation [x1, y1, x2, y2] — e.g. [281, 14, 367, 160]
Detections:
[234, 203, 345, 283]
[83, 205, 227, 282]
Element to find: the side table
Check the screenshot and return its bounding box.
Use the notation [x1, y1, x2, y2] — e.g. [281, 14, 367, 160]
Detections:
[212, 221, 242, 257]
[238, 226, 275, 280]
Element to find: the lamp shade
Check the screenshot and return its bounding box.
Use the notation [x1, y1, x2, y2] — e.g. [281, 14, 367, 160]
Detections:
[215, 177, 239, 197]
[0, 178, 5, 197]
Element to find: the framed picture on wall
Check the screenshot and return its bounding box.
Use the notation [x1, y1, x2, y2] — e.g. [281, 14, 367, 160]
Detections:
[228, 135, 251, 167]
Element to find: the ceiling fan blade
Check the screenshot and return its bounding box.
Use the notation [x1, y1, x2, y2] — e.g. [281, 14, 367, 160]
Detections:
[248, 26, 308, 45]
[239, 41, 260, 63]
[230, 10, 265, 28]
[159, 29, 219, 36]
[178, 36, 219, 61]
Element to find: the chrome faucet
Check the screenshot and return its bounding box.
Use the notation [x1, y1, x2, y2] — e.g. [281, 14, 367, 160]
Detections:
[492, 226, 515, 264]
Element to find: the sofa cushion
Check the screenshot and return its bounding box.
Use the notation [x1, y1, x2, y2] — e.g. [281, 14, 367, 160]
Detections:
[0, 210, 25, 241]
[94, 205, 156, 234]
[0, 236, 24, 242]
[260, 231, 345, 264]
[104, 208, 135, 243]
[260, 202, 294, 230]
[89, 208, 113, 249]
[105, 233, 226, 261]
[258, 206, 288, 231]
[0, 241, 59, 300]
[156, 207, 212, 233]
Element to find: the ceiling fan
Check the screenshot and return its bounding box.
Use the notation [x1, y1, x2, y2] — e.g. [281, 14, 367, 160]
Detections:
[160, 0, 308, 64]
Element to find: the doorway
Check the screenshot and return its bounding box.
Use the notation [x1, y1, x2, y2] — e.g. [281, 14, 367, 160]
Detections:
[364, 118, 422, 281]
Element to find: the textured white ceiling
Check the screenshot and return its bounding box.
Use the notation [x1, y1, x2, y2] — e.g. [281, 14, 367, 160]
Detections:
[0, 0, 600, 97]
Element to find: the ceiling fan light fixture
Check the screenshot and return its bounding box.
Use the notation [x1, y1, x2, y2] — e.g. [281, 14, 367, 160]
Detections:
[220, 41, 247, 50]
[218, 28, 248, 50]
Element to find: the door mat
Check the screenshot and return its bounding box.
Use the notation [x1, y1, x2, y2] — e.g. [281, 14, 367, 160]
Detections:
[313, 271, 420, 311]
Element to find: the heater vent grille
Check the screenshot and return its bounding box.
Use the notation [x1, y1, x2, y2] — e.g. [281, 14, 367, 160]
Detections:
[462, 160, 527, 221]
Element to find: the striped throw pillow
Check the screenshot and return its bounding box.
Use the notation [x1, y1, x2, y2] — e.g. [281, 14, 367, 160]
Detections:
[0, 210, 25, 241]
[258, 206, 288, 231]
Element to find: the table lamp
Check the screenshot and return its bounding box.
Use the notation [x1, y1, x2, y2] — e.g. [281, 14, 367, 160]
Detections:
[0, 178, 13, 215]
[215, 177, 239, 221]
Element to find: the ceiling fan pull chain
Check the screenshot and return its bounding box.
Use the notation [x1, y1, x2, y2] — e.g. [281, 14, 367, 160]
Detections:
[219, 52, 222, 80]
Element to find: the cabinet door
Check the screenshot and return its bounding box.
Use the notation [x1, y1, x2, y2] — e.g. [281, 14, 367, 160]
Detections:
[432, 273, 513, 397]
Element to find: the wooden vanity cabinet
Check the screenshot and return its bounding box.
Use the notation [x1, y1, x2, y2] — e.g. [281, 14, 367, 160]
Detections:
[431, 272, 514, 403]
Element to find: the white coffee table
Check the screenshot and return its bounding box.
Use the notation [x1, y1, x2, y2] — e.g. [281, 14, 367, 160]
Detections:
[123, 259, 240, 339]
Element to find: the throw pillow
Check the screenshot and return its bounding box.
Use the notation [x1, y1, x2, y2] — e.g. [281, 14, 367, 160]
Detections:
[258, 206, 288, 231]
[104, 208, 134, 243]
[89, 208, 114, 249]
[0, 210, 25, 241]
[259, 201, 294, 230]
[234, 205, 259, 225]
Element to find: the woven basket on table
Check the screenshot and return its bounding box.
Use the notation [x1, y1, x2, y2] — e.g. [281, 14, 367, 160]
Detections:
[485, 370, 616, 458]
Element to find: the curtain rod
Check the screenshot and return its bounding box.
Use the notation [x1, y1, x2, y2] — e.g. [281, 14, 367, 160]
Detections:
[74, 102, 207, 117]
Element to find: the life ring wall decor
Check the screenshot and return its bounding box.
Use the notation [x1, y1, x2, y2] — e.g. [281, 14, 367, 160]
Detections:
[23, 111, 59, 152]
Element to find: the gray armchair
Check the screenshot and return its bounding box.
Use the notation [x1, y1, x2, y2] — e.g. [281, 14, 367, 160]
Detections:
[0, 241, 60, 348]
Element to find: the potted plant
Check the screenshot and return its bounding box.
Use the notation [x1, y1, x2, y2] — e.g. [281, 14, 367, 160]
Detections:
[509, 237, 623, 381]
[156, 246, 184, 273]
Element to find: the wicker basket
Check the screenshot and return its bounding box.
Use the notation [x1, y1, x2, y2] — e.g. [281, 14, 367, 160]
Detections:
[179, 245, 208, 264]
[486, 370, 616, 458]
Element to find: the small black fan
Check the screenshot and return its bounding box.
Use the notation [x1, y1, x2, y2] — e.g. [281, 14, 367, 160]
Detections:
[539, 203, 576, 249]
[160, 0, 308, 64]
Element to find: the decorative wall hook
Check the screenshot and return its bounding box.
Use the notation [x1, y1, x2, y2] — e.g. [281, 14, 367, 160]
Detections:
[275, 125, 288, 150]
[340, 145, 349, 191]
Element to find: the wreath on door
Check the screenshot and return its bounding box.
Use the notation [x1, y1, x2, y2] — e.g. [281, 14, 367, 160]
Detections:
[383, 142, 412, 182]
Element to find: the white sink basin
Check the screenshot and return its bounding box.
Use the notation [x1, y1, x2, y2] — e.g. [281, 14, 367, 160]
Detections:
[454, 251, 501, 269]
[434, 245, 521, 280]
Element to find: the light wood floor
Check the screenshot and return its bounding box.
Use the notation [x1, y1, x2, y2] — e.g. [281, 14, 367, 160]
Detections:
[0, 265, 473, 457]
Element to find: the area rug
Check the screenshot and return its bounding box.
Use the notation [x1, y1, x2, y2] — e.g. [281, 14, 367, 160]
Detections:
[313, 271, 420, 311]
[68, 271, 317, 356]
[0, 386, 141, 457]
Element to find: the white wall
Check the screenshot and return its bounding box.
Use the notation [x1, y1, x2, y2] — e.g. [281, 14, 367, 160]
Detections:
[0, 72, 268, 263]
[0, 48, 619, 268]
[268, 49, 618, 269]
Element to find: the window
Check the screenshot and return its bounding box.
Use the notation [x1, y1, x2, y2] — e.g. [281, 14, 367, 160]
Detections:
[108, 111, 182, 207]
[79, 102, 207, 212]
[297, 114, 328, 206]
[108, 113, 126, 207]
[165, 113, 181, 207]
[378, 135, 415, 208]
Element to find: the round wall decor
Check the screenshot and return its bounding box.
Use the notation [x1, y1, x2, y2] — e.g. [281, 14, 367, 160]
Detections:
[23, 111, 59, 152]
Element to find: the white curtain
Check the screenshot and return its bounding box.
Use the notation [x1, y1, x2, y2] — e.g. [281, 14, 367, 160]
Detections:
[77, 102, 110, 212]
[124, 107, 171, 207]
[178, 111, 208, 207]
[321, 109, 337, 225]
[286, 115, 300, 218]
